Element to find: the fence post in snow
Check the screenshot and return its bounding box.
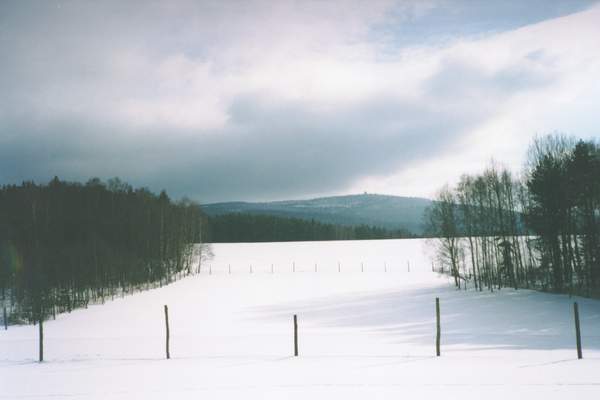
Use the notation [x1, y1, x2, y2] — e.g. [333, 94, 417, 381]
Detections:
[361, 262, 364, 273]
[229, 264, 231, 274]
[407, 261, 410, 272]
[338, 261, 340, 273]
[293, 262, 295, 273]
[574, 302, 582, 359]
[315, 263, 317, 272]
[271, 264, 274, 273]
[384, 262, 387, 272]
[436, 297, 441, 357]
[294, 314, 299, 357]
[38, 316, 44, 362]
[164, 305, 170, 360]
[3, 307, 6, 330]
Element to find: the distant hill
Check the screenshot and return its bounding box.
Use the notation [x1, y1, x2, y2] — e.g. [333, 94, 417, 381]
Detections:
[202, 194, 432, 235]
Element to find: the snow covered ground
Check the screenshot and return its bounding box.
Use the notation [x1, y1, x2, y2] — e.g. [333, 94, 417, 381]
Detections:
[2, 239, 600, 399]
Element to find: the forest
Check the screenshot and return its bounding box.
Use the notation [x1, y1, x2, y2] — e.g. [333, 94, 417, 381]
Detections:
[207, 213, 413, 242]
[427, 135, 600, 297]
[0, 177, 205, 326]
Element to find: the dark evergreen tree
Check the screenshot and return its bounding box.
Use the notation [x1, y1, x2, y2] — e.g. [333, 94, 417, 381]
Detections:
[0, 177, 205, 325]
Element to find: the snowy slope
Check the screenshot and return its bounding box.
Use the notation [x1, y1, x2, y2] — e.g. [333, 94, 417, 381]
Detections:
[2, 239, 600, 399]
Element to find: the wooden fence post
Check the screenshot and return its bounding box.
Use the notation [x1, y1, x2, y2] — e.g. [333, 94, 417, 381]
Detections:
[294, 314, 298, 357]
[407, 261, 410, 272]
[436, 297, 441, 357]
[3, 307, 7, 330]
[228, 264, 231, 274]
[293, 262, 295, 273]
[338, 262, 340, 273]
[361, 262, 364, 273]
[164, 305, 170, 360]
[39, 317, 44, 362]
[574, 302, 582, 359]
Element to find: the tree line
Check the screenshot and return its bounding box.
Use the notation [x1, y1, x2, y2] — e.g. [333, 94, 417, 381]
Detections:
[206, 213, 414, 243]
[426, 135, 599, 297]
[0, 177, 205, 326]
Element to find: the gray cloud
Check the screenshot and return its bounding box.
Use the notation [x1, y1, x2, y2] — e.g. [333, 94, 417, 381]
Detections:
[0, 0, 592, 202]
[0, 91, 489, 202]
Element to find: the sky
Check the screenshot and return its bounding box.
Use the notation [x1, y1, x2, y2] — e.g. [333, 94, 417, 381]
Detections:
[1, 0, 599, 203]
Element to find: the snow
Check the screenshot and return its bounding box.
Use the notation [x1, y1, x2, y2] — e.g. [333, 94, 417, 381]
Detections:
[2, 238, 600, 399]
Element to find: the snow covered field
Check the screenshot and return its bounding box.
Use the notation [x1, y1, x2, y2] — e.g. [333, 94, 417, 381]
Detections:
[2, 239, 600, 399]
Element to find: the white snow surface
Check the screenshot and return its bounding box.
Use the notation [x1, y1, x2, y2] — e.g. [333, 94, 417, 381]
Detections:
[2, 238, 600, 399]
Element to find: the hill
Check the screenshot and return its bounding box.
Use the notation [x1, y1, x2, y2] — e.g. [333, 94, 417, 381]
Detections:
[202, 194, 432, 235]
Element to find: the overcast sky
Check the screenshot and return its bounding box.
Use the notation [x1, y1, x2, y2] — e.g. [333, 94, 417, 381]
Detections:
[1, 0, 599, 203]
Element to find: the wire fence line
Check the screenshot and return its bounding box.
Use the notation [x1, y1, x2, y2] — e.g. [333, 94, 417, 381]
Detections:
[1, 297, 592, 363]
[199, 260, 424, 274]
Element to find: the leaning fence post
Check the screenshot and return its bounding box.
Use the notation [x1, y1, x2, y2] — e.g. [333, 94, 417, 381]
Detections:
[164, 305, 170, 359]
[436, 297, 441, 357]
[294, 314, 298, 357]
[574, 302, 582, 359]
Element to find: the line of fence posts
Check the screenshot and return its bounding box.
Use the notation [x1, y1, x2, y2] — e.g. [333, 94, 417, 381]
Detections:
[213, 260, 417, 273]
[153, 300, 586, 362]
[431, 299, 585, 359]
[23, 298, 588, 363]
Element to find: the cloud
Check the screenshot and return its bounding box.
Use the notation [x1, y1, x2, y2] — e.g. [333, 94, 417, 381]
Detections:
[0, 90, 486, 201]
[0, 0, 599, 202]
